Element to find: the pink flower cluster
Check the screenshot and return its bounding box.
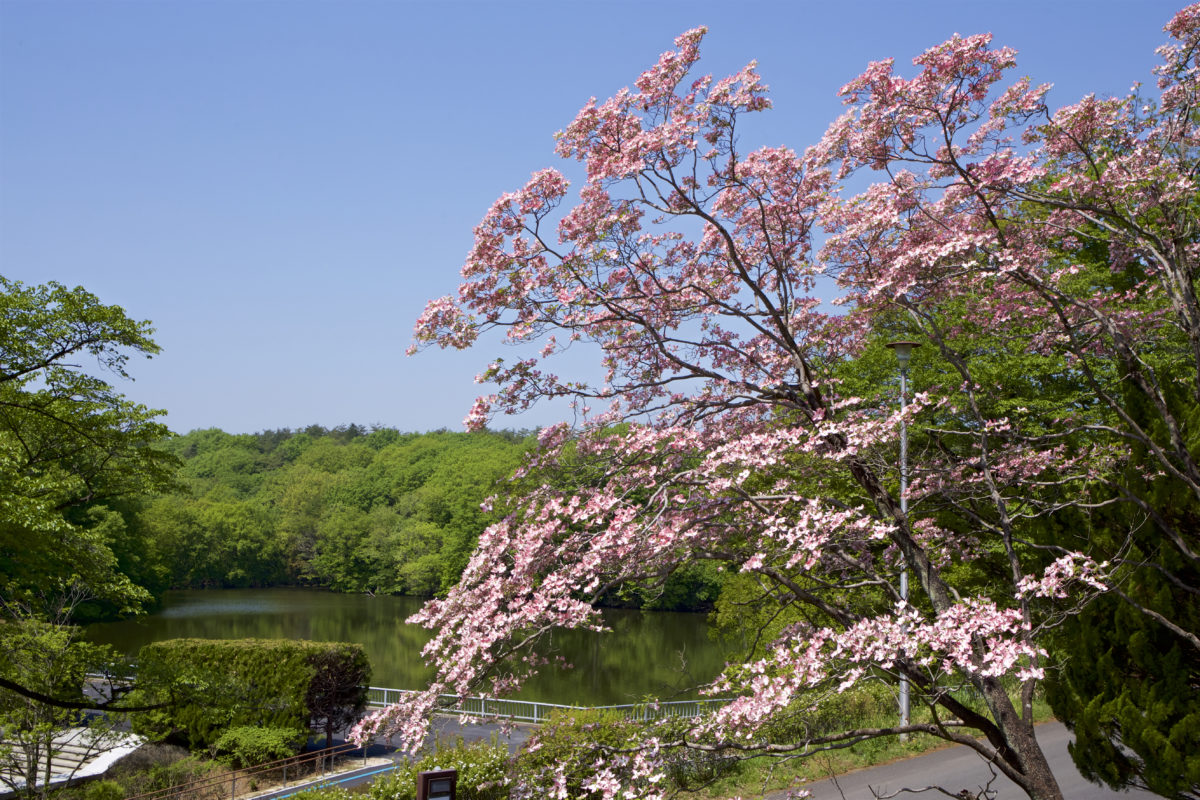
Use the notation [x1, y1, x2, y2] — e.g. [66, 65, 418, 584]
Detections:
[1016, 553, 1110, 599]
[382, 9, 1200, 796]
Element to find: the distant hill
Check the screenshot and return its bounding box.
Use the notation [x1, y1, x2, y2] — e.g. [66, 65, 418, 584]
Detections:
[131, 425, 532, 597]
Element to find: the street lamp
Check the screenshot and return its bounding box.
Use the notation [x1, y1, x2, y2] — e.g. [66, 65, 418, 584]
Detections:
[886, 340, 919, 735]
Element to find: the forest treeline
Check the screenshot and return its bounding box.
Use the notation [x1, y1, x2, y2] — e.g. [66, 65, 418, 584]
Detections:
[129, 425, 530, 598]
[123, 425, 721, 612]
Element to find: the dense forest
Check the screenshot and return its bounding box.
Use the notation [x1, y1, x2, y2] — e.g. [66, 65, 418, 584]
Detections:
[122, 425, 722, 612]
[127, 425, 530, 597]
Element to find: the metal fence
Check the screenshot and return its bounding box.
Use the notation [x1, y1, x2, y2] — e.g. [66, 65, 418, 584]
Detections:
[120, 742, 366, 800]
[86, 675, 727, 725]
[365, 687, 729, 724]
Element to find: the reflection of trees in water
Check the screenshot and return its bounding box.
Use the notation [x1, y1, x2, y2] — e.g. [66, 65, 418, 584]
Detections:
[85, 589, 729, 705]
[526, 606, 728, 704]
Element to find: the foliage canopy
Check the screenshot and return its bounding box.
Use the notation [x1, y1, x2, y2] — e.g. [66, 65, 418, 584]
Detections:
[0, 276, 176, 617]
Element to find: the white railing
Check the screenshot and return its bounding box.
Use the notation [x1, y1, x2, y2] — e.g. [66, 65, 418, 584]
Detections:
[365, 687, 729, 723]
[84, 675, 726, 725]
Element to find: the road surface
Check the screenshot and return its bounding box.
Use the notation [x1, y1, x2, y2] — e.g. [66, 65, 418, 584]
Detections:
[792, 722, 1154, 799]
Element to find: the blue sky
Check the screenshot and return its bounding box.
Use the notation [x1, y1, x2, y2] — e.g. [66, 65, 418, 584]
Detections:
[0, 0, 1181, 435]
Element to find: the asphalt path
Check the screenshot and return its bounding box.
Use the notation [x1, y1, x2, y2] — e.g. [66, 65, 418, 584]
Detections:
[789, 722, 1155, 800]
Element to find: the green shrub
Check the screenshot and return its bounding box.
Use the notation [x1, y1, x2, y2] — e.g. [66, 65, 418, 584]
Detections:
[290, 787, 357, 800]
[128, 638, 369, 751]
[83, 779, 124, 800]
[510, 707, 743, 797]
[100, 744, 222, 798]
[145, 755, 223, 794]
[758, 681, 896, 745]
[361, 738, 508, 800]
[212, 726, 304, 768]
[510, 709, 636, 799]
[416, 737, 509, 800]
[361, 767, 417, 800]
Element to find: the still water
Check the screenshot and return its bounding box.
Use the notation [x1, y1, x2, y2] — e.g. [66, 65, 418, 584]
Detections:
[84, 589, 731, 706]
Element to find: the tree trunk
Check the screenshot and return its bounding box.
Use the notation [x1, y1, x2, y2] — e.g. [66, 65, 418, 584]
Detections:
[982, 679, 1064, 800]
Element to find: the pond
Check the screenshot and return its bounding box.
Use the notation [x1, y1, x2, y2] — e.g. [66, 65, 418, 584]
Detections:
[84, 588, 733, 707]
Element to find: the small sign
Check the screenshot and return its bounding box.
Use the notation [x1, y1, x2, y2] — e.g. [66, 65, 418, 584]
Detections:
[417, 768, 457, 800]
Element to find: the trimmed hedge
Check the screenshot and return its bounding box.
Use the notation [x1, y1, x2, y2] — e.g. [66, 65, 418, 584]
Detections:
[128, 638, 369, 751]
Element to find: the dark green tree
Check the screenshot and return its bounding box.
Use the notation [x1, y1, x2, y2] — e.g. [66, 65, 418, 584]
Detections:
[1045, 369, 1200, 800]
[305, 645, 371, 748]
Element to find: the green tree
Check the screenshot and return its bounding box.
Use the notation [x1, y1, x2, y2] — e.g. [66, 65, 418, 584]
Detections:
[0, 615, 126, 800]
[0, 277, 179, 793]
[0, 276, 176, 617]
[304, 644, 371, 748]
[269, 465, 344, 580]
[310, 506, 377, 592]
[145, 427, 534, 599]
[1044, 367, 1200, 799]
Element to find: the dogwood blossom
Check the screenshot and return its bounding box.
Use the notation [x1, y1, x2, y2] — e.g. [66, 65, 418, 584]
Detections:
[385, 10, 1200, 800]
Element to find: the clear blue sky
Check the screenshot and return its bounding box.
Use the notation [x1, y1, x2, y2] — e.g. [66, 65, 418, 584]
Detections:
[0, 0, 1180, 435]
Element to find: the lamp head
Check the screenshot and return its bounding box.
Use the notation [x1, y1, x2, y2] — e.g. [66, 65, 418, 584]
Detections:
[886, 340, 921, 369]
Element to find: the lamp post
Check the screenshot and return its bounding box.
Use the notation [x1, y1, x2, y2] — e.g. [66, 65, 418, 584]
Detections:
[886, 340, 919, 736]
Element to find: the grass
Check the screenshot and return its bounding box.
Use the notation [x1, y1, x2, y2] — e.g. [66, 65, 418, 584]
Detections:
[692, 723, 954, 799]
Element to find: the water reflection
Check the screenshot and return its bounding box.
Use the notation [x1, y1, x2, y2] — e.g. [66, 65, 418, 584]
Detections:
[85, 589, 730, 706]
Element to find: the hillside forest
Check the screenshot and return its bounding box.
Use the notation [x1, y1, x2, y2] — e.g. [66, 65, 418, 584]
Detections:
[113, 425, 721, 617]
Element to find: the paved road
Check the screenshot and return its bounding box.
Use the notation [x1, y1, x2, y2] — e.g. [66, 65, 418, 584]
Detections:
[422, 714, 536, 753]
[793, 722, 1154, 800]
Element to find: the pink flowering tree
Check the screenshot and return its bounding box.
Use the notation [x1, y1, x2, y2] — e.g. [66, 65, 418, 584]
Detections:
[360, 8, 1200, 800]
